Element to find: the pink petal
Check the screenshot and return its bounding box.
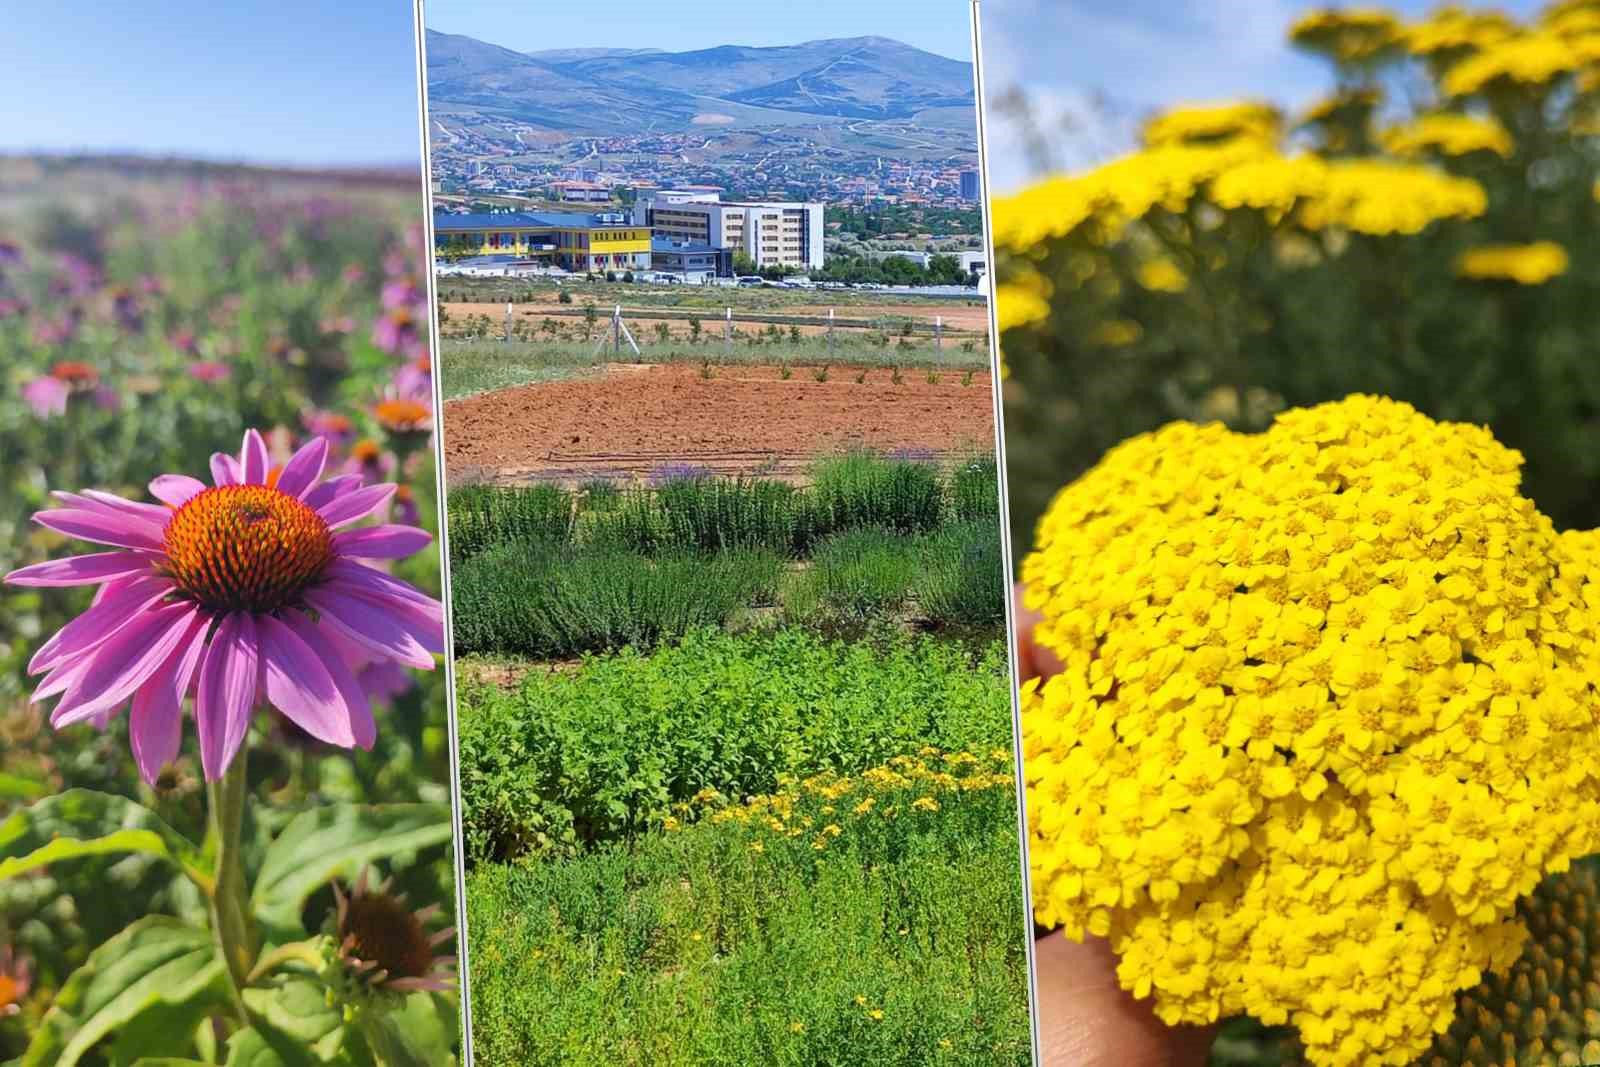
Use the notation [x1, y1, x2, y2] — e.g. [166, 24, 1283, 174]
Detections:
[304, 474, 364, 511]
[274, 437, 329, 500]
[72, 490, 174, 527]
[129, 612, 210, 784]
[196, 614, 258, 780]
[150, 474, 207, 508]
[325, 583, 443, 655]
[240, 429, 269, 485]
[333, 525, 433, 560]
[5, 551, 153, 587]
[303, 588, 434, 669]
[317, 483, 396, 530]
[34, 508, 166, 552]
[323, 559, 440, 609]
[51, 602, 203, 728]
[210, 452, 242, 487]
[282, 611, 375, 749]
[257, 614, 355, 747]
[29, 575, 176, 675]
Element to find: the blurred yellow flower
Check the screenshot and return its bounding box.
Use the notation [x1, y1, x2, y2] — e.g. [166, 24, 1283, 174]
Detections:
[1290, 7, 1403, 62]
[1137, 258, 1188, 293]
[1455, 241, 1569, 283]
[1382, 112, 1514, 158]
[1087, 320, 1143, 348]
[1141, 102, 1281, 150]
[1404, 6, 1517, 58]
[995, 275, 1052, 333]
[1443, 30, 1600, 95]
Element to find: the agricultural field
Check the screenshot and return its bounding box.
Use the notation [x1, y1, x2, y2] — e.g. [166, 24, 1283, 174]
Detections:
[445, 450, 1031, 1063]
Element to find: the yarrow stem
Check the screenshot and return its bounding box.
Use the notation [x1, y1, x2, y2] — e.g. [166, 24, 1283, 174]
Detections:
[207, 745, 256, 1024]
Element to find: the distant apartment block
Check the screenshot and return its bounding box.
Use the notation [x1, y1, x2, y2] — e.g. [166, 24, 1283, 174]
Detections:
[633, 190, 825, 271]
[959, 170, 980, 201]
[433, 210, 650, 272]
[551, 181, 613, 204]
[650, 237, 733, 281]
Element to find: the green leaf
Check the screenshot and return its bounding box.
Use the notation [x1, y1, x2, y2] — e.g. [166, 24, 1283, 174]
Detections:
[0, 789, 205, 887]
[220, 1021, 364, 1067]
[23, 916, 224, 1067]
[241, 977, 346, 1062]
[0, 773, 46, 800]
[251, 804, 451, 938]
[361, 993, 458, 1067]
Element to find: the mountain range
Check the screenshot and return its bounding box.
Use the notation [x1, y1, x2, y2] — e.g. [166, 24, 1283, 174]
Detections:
[425, 31, 976, 136]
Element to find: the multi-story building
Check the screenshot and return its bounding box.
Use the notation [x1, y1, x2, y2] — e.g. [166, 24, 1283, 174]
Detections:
[551, 181, 613, 204]
[433, 211, 651, 272]
[633, 191, 824, 271]
[959, 170, 980, 201]
[650, 237, 733, 281]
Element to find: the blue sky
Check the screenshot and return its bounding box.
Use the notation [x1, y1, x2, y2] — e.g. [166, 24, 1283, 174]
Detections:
[979, 0, 1545, 193]
[0, 1, 423, 167]
[423, 0, 977, 62]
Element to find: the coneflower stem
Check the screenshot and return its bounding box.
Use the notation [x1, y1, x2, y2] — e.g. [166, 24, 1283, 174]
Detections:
[207, 747, 257, 1025]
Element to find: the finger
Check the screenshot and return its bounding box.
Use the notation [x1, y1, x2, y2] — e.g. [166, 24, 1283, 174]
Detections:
[1014, 580, 1064, 681]
[1033, 929, 1217, 1067]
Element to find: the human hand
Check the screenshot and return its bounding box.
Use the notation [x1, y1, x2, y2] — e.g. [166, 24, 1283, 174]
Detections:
[1014, 583, 1217, 1067]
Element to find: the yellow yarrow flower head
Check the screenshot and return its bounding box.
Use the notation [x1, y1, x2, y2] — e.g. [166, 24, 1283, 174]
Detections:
[1403, 5, 1517, 62]
[1140, 102, 1282, 150]
[1455, 241, 1569, 284]
[1443, 30, 1600, 96]
[1020, 395, 1600, 1067]
[1137, 258, 1188, 293]
[1290, 7, 1405, 64]
[1382, 112, 1515, 158]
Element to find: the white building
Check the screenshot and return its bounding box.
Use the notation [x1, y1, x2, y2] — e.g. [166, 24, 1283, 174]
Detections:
[632, 190, 824, 271]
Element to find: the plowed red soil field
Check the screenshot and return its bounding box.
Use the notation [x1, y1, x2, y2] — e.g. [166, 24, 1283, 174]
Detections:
[442, 362, 996, 486]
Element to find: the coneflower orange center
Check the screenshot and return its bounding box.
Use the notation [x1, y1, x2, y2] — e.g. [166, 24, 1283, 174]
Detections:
[342, 890, 433, 979]
[163, 484, 334, 613]
[375, 399, 429, 432]
[0, 974, 19, 1008]
[51, 361, 98, 388]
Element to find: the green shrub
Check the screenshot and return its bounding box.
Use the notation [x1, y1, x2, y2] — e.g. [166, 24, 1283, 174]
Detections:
[654, 475, 813, 555]
[947, 453, 1000, 523]
[914, 522, 1006, 626]
[447, 483, 575, 562]
[454, 627, 1012, 861]
[579, 478, 621, 512]
[811, 452, 942, 537]
[450, 545, 780, 659]
[802, 528, 918, 622]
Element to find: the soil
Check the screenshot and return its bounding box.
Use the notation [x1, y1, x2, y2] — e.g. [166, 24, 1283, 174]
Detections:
[441, 362, 996, 486]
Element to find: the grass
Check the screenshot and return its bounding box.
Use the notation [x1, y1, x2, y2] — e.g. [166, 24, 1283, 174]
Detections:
[454, 627, 1013, 862]
[448, 483, 575, 563]
[439, 340, 600, 399]
[463, 750, 1031, 1067]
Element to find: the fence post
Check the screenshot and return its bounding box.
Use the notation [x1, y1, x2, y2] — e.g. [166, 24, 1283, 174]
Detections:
[828, 308, 835, 356]
[725, 307, 732, 354]
[504, 300, 512, 343]
[935, 315, 942, 353]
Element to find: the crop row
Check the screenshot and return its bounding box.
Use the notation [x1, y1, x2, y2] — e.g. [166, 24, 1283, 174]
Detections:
[446, 451, 1000, 563]
[449, 521, 1004, 659]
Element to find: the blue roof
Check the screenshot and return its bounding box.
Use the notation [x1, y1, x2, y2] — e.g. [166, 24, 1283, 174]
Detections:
[434, 210, 635, 232]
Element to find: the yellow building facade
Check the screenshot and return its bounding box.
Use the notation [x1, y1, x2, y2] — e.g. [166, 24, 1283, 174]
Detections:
[434, 211, 652, 272]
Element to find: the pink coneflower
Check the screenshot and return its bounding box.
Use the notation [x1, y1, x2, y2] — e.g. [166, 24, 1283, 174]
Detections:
[345, 439, 396, 485]
[330, 866, 455, 994]
[3, 429, 443, 783]
[0, 297, 29, 319]
[391, 485, 421, 528]
[170, 330, 199, 356]
[33, 314, 80, 347]
[187, 361, 231, 384]
[342, 264, 366, 285]
[302, 410, 356, 449]
[21, 376, 68, 418]
[393, 354, 431, 400]
[371, 306, 422, 359]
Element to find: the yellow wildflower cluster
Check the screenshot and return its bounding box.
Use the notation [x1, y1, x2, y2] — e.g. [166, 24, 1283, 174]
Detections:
[992, 139, 1484, 253]
[661, 749, 1016, 852]
[1290, 8, 1404, 63]
[1403, 6, 1516, 59]
[1455, 241, 1570, 284]
[1020, 395, 1600, 1066]
[1211, 155, 1487, 236]
[1443, 29, 1600, 96]
[1141, 102, 1281, 150]
[995, 272, 1053, 333]
[1086, 319, 1142, 348]
[1381, 113, 1514, 158]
